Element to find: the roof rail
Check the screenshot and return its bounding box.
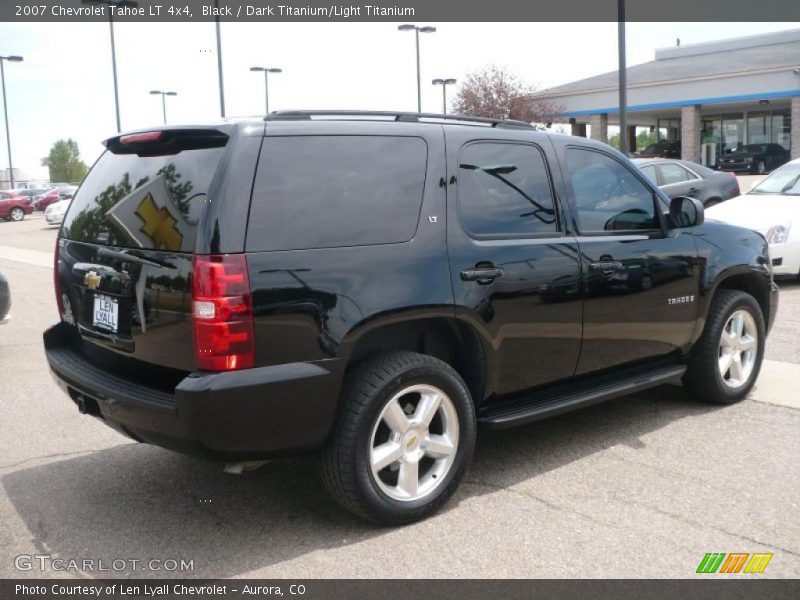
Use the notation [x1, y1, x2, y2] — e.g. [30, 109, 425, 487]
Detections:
[264, 110, 534, 129]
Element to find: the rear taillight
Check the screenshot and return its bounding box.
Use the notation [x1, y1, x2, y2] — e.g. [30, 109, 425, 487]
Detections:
[54, 238, 64, 319]
[192, 254, 255, 371]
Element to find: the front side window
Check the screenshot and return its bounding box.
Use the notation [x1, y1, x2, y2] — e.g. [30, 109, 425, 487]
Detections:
[458, 142, 558, 237]
[565, 148, 660, 233]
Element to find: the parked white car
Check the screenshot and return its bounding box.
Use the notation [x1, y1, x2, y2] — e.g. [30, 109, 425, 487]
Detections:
[45, 198, 70, 226]
[706, 158, 800, 277]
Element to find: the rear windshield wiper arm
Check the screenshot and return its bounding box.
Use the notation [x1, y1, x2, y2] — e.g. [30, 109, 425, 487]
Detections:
[97, 246, 175, 269]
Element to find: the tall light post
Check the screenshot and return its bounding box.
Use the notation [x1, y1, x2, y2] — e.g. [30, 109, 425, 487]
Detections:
[0, 55, 22, 190]
[618, 0, 628, 155]
[214, 0, 225, 118]
[83, 0, 138, 133]
[250, 67, 282, 114]
[150, 90, 177, 124]
[398, 24, 436, 113]
[432, 78, 456, 114]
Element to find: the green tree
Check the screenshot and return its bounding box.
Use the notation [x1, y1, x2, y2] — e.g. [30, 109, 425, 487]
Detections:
[41, 139, 89, 184]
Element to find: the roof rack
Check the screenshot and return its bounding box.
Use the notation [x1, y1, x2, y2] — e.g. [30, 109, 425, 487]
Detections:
[264, 110, 534, 129]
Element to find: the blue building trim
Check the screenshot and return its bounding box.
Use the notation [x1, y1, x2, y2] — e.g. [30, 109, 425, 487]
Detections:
[563, 89, 800, 117]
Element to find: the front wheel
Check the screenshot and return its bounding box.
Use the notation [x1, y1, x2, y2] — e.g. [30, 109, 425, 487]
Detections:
[683, 289, 765, 404]
[9, 208, 24, 222]
[322, 351, 476, 525]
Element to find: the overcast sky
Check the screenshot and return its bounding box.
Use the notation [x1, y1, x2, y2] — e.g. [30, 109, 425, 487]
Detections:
[0, 21, 798, 181]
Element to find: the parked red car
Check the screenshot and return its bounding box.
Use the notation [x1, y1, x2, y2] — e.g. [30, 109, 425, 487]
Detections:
[0, 191, 33, 222]
[35, 187, 74, 212]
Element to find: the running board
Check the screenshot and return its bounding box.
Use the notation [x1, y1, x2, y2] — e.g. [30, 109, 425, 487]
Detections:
[477, 363, 686, 429]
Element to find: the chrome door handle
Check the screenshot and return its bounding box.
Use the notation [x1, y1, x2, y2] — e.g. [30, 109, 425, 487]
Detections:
[460, 267, 504, 284]
[589, 261, 623, 271]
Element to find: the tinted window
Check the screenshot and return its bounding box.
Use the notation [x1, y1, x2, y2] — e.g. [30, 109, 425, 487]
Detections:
[660, 163, 694, 184]
[458, 142, 557, 237]
[565, 148, 659, 232]
[62, 147, 225, 252]
[247, 136, 427, 252]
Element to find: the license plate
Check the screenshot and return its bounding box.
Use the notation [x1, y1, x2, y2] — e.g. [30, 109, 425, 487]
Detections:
[93, 294, 119, 332]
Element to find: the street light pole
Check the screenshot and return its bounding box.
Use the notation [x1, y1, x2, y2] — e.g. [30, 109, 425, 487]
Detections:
[432, 78, 456, 114]
[214, 0, 225, 118]
[0, 55, 22, 190]
[83, 0, 138, 133]
[250, 67, 282, 114]
[618, 0, 628, 155]
[398, 24, 437, 112]
[150, 90, 177, 124]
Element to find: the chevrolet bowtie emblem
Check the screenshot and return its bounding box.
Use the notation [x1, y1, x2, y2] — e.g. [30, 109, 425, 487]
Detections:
[84, 271, 101, 290]
[135, 193, 183, 251]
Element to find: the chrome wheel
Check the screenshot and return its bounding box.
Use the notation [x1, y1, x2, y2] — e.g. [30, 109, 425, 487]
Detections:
[369, 384, 459, 502]
[10, 208, 23, 222]
[718, 309, 758, 389]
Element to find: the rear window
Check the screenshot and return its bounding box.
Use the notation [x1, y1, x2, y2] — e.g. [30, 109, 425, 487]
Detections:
[246, 135, 428, 252]
[61, 145, 225, 253]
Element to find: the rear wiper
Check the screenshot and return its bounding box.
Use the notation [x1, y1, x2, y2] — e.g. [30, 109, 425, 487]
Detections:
[97, 246, 175, 269]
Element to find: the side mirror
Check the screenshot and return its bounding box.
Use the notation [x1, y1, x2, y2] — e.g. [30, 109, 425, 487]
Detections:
[669, 196, 704, 229]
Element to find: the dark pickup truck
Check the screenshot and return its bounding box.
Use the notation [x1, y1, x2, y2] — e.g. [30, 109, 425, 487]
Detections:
[45, 112, 778, 524]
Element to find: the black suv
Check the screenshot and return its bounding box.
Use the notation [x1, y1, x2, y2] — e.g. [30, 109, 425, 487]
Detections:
[45, 111, 778, 524]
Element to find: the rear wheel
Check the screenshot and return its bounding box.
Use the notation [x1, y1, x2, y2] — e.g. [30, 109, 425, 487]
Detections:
[683, 290, 765, 404]
[322, 351, 476, 525]
[754, 160, 766, 175]
[9, 208, 24, 222]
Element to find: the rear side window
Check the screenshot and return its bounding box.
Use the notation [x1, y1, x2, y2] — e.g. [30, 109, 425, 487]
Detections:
[458, 142, 558, 237]
[660, 163, 696, 184]
[62, 145, 226, 253]
[246, 136, 427, 252]
[638, 164, 657, 184]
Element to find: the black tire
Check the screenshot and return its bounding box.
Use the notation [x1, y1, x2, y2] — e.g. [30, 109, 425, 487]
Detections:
[704, 197, 722, 209]
[9, 208, 24, 222]
[683, 289, 765, 404]
[322, 351, 476, 525]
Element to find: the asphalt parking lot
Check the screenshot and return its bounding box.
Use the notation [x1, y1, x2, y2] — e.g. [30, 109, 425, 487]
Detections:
[1, 211, 799, 579]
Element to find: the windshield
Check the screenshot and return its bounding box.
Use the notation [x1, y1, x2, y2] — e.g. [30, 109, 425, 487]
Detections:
[744, 144, 768, 153]
[749, 164, 800, 195]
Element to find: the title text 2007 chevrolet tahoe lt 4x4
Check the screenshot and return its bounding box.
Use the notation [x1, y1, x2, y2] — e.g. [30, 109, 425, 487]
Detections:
[45, 111, 778, 524]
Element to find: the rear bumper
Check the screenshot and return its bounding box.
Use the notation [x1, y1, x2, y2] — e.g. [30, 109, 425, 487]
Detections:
[44, 323, 345, 460]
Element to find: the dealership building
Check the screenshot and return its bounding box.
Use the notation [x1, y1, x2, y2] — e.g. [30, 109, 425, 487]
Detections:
[538, 28, 800, 165]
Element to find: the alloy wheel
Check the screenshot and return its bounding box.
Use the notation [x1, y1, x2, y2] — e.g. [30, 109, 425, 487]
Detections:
[718, 309, 758, 389]
[368, 384, 459, 502]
